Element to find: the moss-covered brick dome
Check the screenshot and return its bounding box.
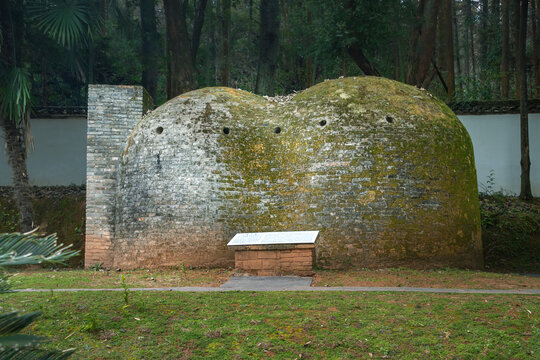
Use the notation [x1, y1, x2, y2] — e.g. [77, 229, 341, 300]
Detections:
[114, 76, 482, 269]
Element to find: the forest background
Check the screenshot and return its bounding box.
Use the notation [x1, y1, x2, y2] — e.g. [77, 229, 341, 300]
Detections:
[3, 0, 539, 107]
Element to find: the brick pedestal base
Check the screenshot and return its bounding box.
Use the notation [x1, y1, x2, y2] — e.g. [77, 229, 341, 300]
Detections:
[233, 244, 314, 276]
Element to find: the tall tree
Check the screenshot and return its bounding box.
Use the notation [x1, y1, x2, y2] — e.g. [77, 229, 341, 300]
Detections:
[464, 0, 476, 77]
[163, 0, 208, 99]
[1, 0, 93, 231]
[255, 0, 280, 95]
[344, 0, 381, 76]
[140, 0, 159, 102]
[533, 0, 540, 97]
[479, 0, 489, 72]
[0, 1, 33, 232]
[406, 0, 440, 87]
[443, 0, 455, 99]
[502, 0, 510, 98]
[219, 0, 231, 86]
[453, 0, 463, 91]
[512, 0, 521, 98]
[518, 0, 533, 200]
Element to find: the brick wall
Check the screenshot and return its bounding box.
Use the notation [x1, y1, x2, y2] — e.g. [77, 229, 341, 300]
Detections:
[110, 77, 482, 270]
[85, 85, 151, 268]
[234, 245, 315, 276]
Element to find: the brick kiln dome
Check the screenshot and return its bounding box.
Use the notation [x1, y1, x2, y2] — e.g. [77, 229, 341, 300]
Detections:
[114, 77, 482, 269]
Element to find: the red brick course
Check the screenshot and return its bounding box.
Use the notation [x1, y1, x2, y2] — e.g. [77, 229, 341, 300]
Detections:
[234, 245, 314, 276]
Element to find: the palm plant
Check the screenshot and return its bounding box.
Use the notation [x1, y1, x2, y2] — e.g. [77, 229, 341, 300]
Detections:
[0, 232, 79, 359]
[0, 0, 95, 231]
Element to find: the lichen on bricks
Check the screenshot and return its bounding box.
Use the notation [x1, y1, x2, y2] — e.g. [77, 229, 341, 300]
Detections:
[88, 77, 482, 269]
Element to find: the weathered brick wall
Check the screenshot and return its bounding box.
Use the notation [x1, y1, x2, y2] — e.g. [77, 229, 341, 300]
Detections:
[112, 77, 483, 269]
[85, 85, 151, 268]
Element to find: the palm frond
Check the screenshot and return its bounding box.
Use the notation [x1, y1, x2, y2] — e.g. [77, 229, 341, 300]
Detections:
[29, 0, 92, 49]
[0, 347, 76, 360]
[0, 311, 43, 337]
[0, 233, 79, 267]
[0, 67, 32, 126]
[0, 312, 76, 358]
[0, 271, 11, 293]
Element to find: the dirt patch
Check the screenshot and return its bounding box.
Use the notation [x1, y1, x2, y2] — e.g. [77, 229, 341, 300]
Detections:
[311, 268, 540, 289]
[9, 268, 234, 289]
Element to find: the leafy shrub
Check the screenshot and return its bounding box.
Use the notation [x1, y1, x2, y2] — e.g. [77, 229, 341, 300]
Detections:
[0, 232, 79, 358]
[480, 195, 540, 271]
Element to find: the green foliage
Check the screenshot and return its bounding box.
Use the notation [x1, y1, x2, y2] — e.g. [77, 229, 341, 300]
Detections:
[0, 194, 86, 267]
[0, 201, 19, 233]
[81, 313, 100, 333]
[0, 233, 79, 267]
[480, 195, 540, 271]
[0, 233, 79, 358]
[88, 262, 103, 271]
[0, 311, 76, 359]
[0, 66, 32, 125]
[121, 274, 129, 306]
[29, 0, 92, 49]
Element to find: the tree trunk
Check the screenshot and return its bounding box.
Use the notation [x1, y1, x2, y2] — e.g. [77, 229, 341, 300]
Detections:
[191, 0, 209, 64]
[2, 121, 34, 231]
[463, 1, 470, 78]
[531, 0, 540, 98]
[0, 0, 34, 231]
[164, 0, 195, 98]
[492, 0, 501, 96]
[305, 7, 313, 88]
[466, 0, 476, 77]
[519, 0, 533, 200]
[502, 0, 510, 98]
[140, 0, 159, 102]
[393, 40, 400, 80]
[444, 0, 455, 99]
[512, 0, 521, 98]
[406, 0, 440, 86]
[219, 0, 231, 86]
[453, 0, 462, 91]
[347, 42, 381, 76]
[255, 0, 280, 95]
[479, 0, 489, 72]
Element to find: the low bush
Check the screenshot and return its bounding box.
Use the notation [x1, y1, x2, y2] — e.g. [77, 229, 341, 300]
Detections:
[480, 194, 540, 272]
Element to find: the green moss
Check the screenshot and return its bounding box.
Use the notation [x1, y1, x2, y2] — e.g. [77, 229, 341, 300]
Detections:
[121, 76, 482, 269]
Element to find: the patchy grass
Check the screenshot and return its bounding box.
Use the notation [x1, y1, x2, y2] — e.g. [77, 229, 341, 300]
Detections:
[312, 268, 540, 289]
[7, 268, 234, 289]
[7, 267, 540, 290]
[0, 291, 538, 359]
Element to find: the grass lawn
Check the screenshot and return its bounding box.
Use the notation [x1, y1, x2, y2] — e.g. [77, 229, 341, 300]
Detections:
[7, 267, 540, 290]
[1, 291, 538, 359]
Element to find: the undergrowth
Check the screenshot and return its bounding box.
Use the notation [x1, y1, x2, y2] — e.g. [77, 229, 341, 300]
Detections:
[480, 193, 540, 272]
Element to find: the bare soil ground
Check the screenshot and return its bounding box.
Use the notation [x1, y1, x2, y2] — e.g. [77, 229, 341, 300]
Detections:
[311, 268, 540, 289]
[8, 267, 540, 290]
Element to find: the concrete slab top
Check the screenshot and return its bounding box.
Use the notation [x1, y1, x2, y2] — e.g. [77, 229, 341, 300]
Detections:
[227, 231, 319, 246]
